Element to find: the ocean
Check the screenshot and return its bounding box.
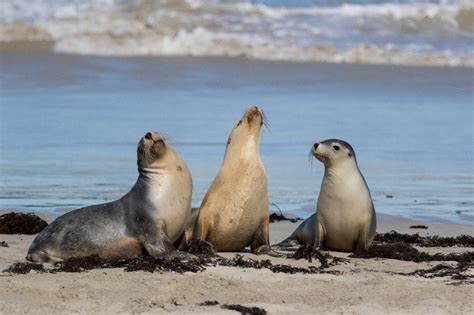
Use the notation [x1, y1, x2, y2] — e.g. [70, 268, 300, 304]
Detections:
[0, 53, 472, 224]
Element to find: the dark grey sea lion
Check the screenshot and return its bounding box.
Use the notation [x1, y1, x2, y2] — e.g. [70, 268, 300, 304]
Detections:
[27, 131, 193, 262]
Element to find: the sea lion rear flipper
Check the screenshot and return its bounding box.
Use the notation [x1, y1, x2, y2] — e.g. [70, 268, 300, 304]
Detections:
[250, 218, 283, 257]
[273, 237, 300, 248]
[174, 232, 186, 250]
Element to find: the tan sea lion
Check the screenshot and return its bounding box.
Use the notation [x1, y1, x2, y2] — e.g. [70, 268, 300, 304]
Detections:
[193, 106, 272, 254]
[277, 139, 376, 252]
[27, 131, 193, 262]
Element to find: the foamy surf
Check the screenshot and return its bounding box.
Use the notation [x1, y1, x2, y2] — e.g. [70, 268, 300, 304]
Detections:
[1, 0, 473, 67]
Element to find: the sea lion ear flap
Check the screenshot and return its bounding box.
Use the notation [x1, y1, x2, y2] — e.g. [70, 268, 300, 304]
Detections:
[348, 152, 353, 158]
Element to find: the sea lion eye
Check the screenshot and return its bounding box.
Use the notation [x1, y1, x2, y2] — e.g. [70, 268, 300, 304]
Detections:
[333, 145, 340, 151]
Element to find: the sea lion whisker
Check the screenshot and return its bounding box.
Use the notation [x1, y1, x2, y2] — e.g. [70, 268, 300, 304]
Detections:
[262, 111, 271, 132]
[308, 149, 315, 166]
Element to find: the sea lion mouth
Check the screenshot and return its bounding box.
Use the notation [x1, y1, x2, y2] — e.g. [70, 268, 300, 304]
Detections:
[314, 152, 328, 163]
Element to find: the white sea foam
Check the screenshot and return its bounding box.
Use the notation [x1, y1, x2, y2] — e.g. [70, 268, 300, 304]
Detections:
[1, 0, 473, 66]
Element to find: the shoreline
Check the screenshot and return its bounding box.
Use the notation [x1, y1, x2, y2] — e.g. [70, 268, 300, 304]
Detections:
[2, 209, 473, 231]
[1, 44, 473, 69]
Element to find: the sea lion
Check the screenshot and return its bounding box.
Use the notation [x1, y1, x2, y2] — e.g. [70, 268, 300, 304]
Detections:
[27, 131, 193, 262]
[277, 139, 376, 252]
[193, 106, 272, 254]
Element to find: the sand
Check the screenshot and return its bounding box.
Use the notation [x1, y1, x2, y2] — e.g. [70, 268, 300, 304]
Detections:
[0, 213, 472, 315]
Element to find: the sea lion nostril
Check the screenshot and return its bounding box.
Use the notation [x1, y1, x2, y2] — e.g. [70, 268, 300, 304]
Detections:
[145, 132, 152, 140]
[313, 143, 319, 150]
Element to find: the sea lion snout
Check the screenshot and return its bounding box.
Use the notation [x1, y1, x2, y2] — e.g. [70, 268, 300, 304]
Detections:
[144, 131, 162, 143]
[245, 106, 263, 125]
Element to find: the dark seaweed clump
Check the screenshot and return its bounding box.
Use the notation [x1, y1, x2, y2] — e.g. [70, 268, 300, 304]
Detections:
[4, 240, 339, 275]
[199, 300, 220, 306]
[374, 231, 474, 247]
[114, 256, 205, 273]
[53, 254, 105, 272]
[198, 300, 267, 315]
[350, 243, 474, 263]
[409, 225, 428, 229]
[215, 254, 337, 275]
[185, 240, 339, 275]
[406, 262, 473, 284]
[52, 254, 205, 273]
[0, 241, 8, 247]
[0, 212, 48, 234]
[289, 244, 348, 268]
[222, 304, 267, 315]
[4, 262, 46, 274]
[269, 212, 302, 223]
[188, 239, 216, 256]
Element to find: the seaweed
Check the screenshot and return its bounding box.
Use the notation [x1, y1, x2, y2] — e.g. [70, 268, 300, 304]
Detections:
[0, 212, 48, 234]
[350, 243, 474, 263]
[0, 241, 8, 247]
[269, 212, 302, 223]
[404, 262, 473, 285]
[4, 262, 46, 274]
[199, 300, 220, 306]
[51, 254, 205, 273]
[409, 225, 428, 229]
[53, 254, 105, 272]
[289, 244, 349, 267]
[215, 254, 339, 275]
[374, 231, 474, 247]
[222, 304, 267, 315]
[188, 239, 216, 256]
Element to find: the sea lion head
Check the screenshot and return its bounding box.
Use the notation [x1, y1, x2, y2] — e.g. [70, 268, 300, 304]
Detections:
[311, 139, 356, 168]
[137, 131, 167, 168]
[225, 106, 266, 149]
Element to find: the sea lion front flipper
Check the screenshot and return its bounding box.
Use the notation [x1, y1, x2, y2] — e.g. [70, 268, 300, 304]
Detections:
[142, 219, 177, 258]
[313, 219, 325, 251]
[354, 224, 370, 254]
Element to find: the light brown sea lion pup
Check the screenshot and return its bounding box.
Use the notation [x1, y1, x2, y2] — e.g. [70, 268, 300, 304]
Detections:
[27, 131, 193, 262]
[277, 139, 376, 252]
[192, 106, 274, 254]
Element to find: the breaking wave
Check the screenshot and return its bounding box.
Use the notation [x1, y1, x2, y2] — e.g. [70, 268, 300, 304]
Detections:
[1, 0, 473, 66]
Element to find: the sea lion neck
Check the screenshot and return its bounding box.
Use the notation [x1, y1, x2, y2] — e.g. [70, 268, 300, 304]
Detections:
[137, 147, 180, 179]
[324, 158, 360, 180]
[221, 131, 262, 170]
